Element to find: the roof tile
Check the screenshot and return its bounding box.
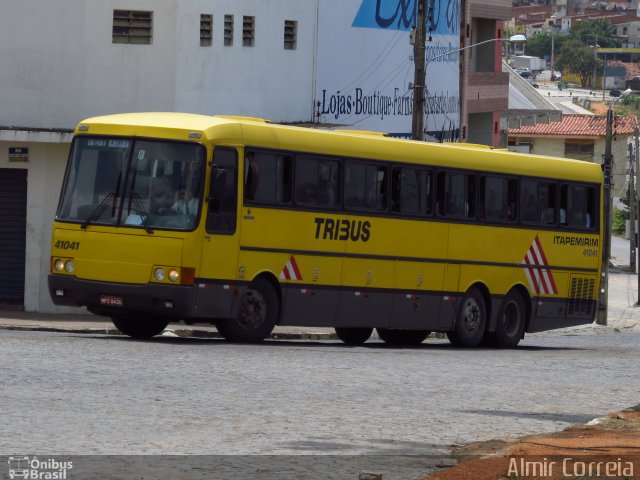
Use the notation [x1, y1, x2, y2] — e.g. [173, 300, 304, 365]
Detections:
[509, 113, 637, 137]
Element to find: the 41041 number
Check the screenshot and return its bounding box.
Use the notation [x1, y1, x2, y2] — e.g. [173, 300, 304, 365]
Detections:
[55, 240, 80, 250]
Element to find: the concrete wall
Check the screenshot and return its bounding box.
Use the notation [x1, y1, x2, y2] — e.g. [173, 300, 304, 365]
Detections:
[0, 0, 316, 129]
[174, 0, 316, 121]
[0, 133, 74, 313]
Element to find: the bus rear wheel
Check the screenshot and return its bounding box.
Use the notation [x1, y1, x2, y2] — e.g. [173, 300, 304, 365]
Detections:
[447, 287, 486, 348]
[111, 315, 169, 339]
[490, 290, 526, 348]
[216, 277, 279, 343]
[377, 328, 429, 346]
[335, 327, 372, 345]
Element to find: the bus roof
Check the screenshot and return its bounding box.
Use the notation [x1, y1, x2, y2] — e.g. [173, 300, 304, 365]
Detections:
[76, 112, 603, 184]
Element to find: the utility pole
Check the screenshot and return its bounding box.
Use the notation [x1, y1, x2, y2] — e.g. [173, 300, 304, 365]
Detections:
[596, 107, 614, 325]
[635, 123, 640, 303]
[411, 0, 427, 141]
[629, 141, 636, 273]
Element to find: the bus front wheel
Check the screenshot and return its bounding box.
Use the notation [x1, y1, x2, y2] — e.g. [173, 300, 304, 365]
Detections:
[217, 278, 279, 343]
[111, 315, 169, 339]
[335, 327, 372, 345]
[377, 328, 429, 346]
[447, 287, 486, 348]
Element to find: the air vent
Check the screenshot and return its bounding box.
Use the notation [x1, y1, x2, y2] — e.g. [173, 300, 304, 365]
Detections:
[567, 276, 596, 317]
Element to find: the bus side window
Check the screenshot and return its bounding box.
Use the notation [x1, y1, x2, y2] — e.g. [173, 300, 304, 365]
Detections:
[206, 148, 237, 234]
[442, 172, 474, 218]
[539, 183, 557, 225]
[295, 155, 340, 208]
[344, 160, 387, 212]
[567, 184, 596, 229]
[244, 151, 292, 205]
[391, 167, 430, 216]
[520, 180, 538, 225]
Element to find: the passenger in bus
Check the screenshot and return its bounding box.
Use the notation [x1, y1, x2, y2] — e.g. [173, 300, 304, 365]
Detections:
[149, 181, 177, 215]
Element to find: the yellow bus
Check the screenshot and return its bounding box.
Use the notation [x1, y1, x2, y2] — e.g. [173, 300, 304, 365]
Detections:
[48, 113, 603, 348]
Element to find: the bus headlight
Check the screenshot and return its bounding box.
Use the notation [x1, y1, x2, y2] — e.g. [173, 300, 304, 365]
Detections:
[52, 258, 74, 274]
[153, 267, 166, 281]
[151, 266, 195, 285]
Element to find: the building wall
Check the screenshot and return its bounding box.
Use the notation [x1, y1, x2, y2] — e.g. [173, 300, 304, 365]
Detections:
[0, 0, 316, 129]
[0, 133, 74, 313]
[461, 0, 511, 147]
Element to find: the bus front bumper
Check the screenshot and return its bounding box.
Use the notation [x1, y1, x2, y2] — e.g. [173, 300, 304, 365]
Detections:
[48, 274, 195, 318]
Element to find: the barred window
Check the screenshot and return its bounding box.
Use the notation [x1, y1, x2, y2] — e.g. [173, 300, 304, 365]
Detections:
[284, 20, 297, 50]
[243, 16, 255, 47]
[224, 15, 234, 46]
[200, 14, 213, 47]
[113, 10, 152, 44]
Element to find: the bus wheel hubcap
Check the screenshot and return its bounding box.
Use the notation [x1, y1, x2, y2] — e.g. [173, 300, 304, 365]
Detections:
[463, 299, 481, 331]
[239, 289, 266, 329]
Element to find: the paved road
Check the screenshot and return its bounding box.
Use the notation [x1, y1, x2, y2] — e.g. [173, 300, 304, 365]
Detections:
[2, 329, 638, 461]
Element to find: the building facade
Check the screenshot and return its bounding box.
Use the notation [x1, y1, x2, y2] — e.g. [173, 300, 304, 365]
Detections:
[460, 0, 513, 146]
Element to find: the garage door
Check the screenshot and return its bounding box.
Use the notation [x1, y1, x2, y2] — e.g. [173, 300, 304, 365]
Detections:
[0, 169, 27, 305]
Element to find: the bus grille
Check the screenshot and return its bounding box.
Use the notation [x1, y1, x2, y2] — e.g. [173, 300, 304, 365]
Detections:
[567, 276, 596, 317]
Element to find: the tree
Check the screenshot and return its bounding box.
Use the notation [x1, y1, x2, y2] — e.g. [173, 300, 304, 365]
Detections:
[524, 31, 568, 61]
[569, 19, 621, 48]
[554, 39, 601, 87]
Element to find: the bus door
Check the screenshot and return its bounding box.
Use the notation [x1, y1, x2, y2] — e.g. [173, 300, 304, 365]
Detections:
[195, 147, 241, 319]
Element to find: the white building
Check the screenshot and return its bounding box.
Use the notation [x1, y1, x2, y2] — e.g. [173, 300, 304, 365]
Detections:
[0, 0, 317, 312]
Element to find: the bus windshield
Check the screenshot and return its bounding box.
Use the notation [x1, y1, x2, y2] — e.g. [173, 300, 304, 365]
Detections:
[57, 137, 205, 231]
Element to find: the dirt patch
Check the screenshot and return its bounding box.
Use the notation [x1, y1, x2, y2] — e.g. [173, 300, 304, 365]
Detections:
[591, 102, 609, 115]
[422, 408, 640, 480]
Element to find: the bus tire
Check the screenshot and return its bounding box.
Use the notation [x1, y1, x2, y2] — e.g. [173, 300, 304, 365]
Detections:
[490, 290, 526, 348]
[217, 277, 279, 343]
[335, 327, 372, 345]
[377, 328, 429, 346]
[447, 287, 486, 348]
[111, 315, 169, 339]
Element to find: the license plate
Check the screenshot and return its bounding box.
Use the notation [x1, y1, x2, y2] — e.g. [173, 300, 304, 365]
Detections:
[99, 295, 124, 307]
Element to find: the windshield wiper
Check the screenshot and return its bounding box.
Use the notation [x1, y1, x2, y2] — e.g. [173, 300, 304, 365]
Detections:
[80, 193, 115, 229]
[128, 192, 154, 234]
[81, 171, 123, 229]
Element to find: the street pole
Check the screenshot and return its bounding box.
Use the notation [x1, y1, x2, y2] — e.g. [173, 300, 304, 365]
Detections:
[602, 53, 607, 101]
[629, 141, 636, 273]
[411, 0, 427, 141]
[596, 106, 614, 325]
[550, 30, 554, 70]
[636, 123, 640, 303]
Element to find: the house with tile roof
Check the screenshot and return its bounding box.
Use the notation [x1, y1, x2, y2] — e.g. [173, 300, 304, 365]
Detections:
[508, 113, 638, 197]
